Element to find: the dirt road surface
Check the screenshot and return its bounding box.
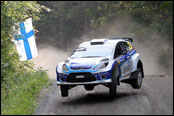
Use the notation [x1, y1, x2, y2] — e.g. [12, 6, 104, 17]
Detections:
[34, 75, 173, 115]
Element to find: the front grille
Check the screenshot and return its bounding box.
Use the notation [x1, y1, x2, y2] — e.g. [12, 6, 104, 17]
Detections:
[70, 67, 91, 70]
[66, 73, 96, 83]
[70, 65, 92, 70]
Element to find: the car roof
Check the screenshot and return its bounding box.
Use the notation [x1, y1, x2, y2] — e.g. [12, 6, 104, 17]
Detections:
[79, 38, 127, 47]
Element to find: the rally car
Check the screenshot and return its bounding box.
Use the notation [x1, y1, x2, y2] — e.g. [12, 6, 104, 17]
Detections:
[56, 38, 144, 97]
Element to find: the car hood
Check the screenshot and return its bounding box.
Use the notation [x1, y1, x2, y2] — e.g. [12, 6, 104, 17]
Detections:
[66, 57, 107, 69]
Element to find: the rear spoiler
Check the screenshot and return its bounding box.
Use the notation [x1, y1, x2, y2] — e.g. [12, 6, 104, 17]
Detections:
[109, 38, 133, 42]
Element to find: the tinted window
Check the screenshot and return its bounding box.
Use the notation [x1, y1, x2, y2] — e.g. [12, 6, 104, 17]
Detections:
[114, 42, 125, 58]
[122, 42, 130, 52]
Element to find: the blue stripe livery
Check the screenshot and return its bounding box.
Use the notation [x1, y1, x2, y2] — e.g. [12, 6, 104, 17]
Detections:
[57, 49, 136, 82]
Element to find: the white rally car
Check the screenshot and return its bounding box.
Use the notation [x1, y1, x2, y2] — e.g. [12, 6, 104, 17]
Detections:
[56, 38, 144, 97]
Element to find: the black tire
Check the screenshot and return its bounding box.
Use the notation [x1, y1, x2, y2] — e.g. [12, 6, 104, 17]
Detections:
[109, 64, 118, 97]
[84, 85, 94, 91]
[131, 68, 143, 89]
[60, 85, 69, 97]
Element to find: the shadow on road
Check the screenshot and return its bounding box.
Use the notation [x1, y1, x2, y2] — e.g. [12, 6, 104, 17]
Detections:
[61, 92, 138, 105]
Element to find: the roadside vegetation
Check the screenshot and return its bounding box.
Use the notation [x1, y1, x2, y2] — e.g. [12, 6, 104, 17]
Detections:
[1, 1, 50, 115]
[1, 69, 49, 115]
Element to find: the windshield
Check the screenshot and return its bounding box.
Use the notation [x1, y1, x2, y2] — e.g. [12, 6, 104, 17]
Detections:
[70, 44, 114, 58]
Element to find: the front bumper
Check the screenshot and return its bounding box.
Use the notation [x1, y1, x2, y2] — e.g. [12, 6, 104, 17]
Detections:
[57, 70, 112, 86]
[57, 79, 111, 85]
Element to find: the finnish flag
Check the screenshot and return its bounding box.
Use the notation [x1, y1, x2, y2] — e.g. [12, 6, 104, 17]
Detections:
[13, 17, 38, 61]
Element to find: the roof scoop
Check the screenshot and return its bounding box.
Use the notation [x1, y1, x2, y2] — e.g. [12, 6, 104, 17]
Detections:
[90, 39, 107, 45]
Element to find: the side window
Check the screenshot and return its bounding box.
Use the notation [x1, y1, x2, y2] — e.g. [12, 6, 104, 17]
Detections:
[114, 42, 125, 58]
[122, 42, 130, 52]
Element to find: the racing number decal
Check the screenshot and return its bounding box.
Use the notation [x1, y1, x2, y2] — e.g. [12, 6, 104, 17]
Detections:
[126, 58, 132, 72]
[120, 56, 132, 77]
[123, 61, 130, 75]
[119, 58, 127, 76]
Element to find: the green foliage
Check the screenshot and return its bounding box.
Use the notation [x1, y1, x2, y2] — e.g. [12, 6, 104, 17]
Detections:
[1, 1, 48, 84]
[2, 1, 42, 82]
[35, 1, 96, 49]
[35, 1, 173, 48]
[1, 1, 50, 115]
[86, 1, 173, 41]
[1, 70, 49, 115]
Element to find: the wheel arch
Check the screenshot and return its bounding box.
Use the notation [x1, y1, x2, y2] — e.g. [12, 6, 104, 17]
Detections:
[112, 60, 121, 85]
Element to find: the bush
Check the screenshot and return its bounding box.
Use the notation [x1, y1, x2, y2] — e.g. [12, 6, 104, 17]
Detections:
[1, 69, 49, 115]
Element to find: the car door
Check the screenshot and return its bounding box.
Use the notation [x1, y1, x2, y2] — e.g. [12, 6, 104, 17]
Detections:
[121, 42, 133, 78]
[114, 42, 127, 78]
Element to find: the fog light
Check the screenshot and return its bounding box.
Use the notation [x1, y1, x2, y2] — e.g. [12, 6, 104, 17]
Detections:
[60, 77, 64, 81]
[100, 75, 106, 79]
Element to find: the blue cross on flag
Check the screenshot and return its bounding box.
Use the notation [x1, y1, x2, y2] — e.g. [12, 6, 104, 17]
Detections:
[13, 17, 38, 61]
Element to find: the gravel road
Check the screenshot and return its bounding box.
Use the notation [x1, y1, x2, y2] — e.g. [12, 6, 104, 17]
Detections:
[34, 75, 173, 115]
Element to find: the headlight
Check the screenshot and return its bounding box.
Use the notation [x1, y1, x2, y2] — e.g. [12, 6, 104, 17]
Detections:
[62, 64, 68, 71]
[56, 65, 58, 73]
[65, 60, 69, 63]
[93, 62, 108, 70]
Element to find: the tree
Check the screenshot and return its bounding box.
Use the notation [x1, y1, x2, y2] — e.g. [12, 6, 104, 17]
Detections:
[1, 1, 49, 90]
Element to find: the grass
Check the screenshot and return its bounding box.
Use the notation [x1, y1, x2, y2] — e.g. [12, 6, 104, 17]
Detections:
[1, 70, 49, 115]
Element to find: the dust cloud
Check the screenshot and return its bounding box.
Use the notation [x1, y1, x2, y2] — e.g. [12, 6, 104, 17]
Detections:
[32, 15, 173, 80]
[31, 44, 69, 80]
[81, 15, 173, 76]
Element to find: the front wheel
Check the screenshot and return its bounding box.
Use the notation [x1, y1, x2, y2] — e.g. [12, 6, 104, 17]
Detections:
[131, 68, 143, 89]
[60, 85, 69, 97]
[109, 65, 118, 97]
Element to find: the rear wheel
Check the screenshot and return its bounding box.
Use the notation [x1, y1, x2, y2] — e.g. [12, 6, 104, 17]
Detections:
[84, 85, 94, 91]
[60, 85, 69, 97]
[131, 68, 142, 89]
